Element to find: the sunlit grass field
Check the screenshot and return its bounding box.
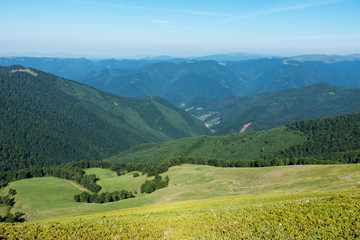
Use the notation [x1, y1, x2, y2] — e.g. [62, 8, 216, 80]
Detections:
[2, 163, 360, 223]
[1, 189, 359, 239]
[85, 168, 145, 193]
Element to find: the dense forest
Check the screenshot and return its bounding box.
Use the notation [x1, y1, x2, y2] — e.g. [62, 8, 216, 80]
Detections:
[271, 113, 360, 159]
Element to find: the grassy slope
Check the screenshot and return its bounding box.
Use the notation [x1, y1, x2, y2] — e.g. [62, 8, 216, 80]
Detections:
[1, 189, 359, 239]
[106, 126, 306, 163]
[5, 164, 360, 222]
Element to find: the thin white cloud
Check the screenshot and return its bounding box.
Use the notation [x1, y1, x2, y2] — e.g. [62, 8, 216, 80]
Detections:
[256, 34, 360, 40]
[216, 0, 348, 24]
[70, 0, 348, 26]
[150, 19, 171, 24]
[71, 0, 234, 18]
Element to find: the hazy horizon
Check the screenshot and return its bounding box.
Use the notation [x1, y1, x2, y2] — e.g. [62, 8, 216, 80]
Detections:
[1, 0, 359, 58]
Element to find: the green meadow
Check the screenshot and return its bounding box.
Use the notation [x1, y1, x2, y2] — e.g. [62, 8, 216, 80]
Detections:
[1, 188, 359, 239]
[84, 168, 146, 193]
[3, 163, 360, 222]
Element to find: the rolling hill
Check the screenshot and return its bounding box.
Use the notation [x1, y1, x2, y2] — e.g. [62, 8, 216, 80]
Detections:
[2, 164, 360, 222]
[182, 83, 360, 134]
[0, 65, 209, 170]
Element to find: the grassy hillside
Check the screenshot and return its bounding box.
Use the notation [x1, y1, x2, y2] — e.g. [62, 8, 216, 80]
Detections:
[183, 84, 360, 133]
[108, 113, 360, 164]
[4, 164, 360, 222]
[1, 164, 360, 238]
[0, 65, 209, 171]
[1, 190, 359, 239]
[84, 168, 146, 193]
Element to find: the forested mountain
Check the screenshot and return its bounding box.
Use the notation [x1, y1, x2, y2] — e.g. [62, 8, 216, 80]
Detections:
[0, 65, 209, 171]
[108, 113, 360, 165]
[182, 84, 360, 134]
[79, 58, 360, 104]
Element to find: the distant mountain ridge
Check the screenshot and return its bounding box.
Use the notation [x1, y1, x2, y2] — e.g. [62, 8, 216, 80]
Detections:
[2, 54, 360, 105]
[0, 57, 184, 80]
[182, 84, 360, 134]
[80, 58, 360, 104]
[0, 65, 209, 170]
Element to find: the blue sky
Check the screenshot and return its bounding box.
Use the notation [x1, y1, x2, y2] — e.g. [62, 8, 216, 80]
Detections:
[1, 0, 359, 58]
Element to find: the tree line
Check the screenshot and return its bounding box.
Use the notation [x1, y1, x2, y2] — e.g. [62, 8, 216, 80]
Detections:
[74, 190, 135, 204]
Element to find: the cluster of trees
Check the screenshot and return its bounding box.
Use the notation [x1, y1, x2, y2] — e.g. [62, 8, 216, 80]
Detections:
[0, 188, 25, 223]
[74, 190, 135, 204]
[0, 212, 25, 223]
[0, 188, 16, 207]
[141, 175, 169, 194]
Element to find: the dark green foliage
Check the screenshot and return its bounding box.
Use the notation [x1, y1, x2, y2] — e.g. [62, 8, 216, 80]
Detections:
[0, 195, 15, 206]
[107, 127, 306, 164]
[133, 172, 140, 177]
[0, 144, 55, 172]
[0, 212, 25, 223]
[8, 188, 16, 196]
[0, 185, 24, 223]
[271, 113, 360, 160]
[74, 190, 135, 204]
[140, 175, 169, 194]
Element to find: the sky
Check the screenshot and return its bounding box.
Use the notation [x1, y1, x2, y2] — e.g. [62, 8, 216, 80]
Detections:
[0, 0, 359, 58]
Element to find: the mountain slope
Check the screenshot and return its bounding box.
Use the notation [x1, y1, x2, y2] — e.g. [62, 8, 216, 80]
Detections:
[107, 113, 360, 164]
[0, 65, 209, 169]
[182, 84, 360, 134]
